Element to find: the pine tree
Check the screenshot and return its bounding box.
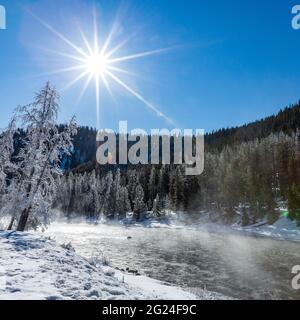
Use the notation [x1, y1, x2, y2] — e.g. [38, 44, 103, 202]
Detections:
[133, 184, 146, 220]
[152, 194, 162, 218]
[147, 167, 157, 210]
[102, 171, 114, 218]
[88, 170, 98, 218]
[114, 169, 122, 219]
[118, 186, 131, 218]
[169, 167, 184, 211]
[127, 170, 139, 207]
[0, 118, 17, 229]
[158, 165, 169, 198]
[164, 195, 171, 213]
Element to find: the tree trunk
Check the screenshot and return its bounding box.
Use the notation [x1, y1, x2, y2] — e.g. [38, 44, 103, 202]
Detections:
[16, 207, 30, 231]
[16, 142, 57, 232]
[7, 216, 15, 230]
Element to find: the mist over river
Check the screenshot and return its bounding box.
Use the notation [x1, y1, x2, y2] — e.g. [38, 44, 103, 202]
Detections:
[45, 222, 300, 300]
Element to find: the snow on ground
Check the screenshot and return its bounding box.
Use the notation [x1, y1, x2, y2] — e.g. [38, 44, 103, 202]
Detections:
[0, 231, 146, 300]
[0, 230, 226, 300]
[232, 217, 300, 242]
[113, 270, 227, 300]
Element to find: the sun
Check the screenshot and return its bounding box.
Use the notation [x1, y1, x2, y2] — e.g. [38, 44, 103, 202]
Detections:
[30, 8, 175, 128]
[84, 53, 108, 77]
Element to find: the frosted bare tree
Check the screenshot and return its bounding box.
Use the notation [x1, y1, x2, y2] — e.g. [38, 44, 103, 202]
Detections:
[11, 82, 77, 231]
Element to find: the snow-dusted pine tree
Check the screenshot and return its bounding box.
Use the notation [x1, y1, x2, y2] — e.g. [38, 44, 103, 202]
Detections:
[102, 171, 114, 218]
[133, 184, 146, 220]
[114, 169, 122, 219]
[147, 167, 157, 210]
[0, 118, 19, 229]
[127, 169, 139, 207]
[164, 195, 171, 213]
[118, 186, 131, 218]
[0, 118, 16, 173]
[152, 194, 162, 217]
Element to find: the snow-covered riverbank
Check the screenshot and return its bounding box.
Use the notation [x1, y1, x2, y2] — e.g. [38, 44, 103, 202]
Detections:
[232, 217, 300, 242]
[0, 231, 226, 300]
[63, 210, 300, 243]
[1, 215, 298, 300]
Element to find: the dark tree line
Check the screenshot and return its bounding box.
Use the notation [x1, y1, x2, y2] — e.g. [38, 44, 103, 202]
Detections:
[53, 131, 300, 225]
[53, 165, 194, 222]
[52, 101, 300, 225]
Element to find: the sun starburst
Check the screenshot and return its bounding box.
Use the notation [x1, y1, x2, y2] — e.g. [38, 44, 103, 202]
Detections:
[28, 9, 175, 128]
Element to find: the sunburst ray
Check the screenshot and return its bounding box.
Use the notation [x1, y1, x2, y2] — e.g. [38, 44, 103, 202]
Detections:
[31, 8, 175, 128]
[105, 70, 174, 125]
[62, 70, 90, 92]
[27, 9, 88, 59]
[107, 47, 175, 64]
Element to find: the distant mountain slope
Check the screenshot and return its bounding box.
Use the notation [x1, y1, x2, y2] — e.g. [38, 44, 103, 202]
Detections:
[68, 100, 300, 169]
[205, 100, 300, 151]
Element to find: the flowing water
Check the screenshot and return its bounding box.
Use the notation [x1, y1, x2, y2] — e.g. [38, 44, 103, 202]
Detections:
[46, 222, 300, 300]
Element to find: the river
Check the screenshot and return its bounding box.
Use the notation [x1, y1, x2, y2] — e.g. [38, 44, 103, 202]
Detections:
[45, 222, 300, 300]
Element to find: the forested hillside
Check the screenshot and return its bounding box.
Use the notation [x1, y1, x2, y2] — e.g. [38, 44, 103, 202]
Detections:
[52, 101, 300, 225]
[205, 101, 300, 150]
[66, 100, 300, 168]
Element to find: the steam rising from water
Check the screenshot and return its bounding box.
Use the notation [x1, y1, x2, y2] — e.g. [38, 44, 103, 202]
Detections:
[43, 221, 300, 299]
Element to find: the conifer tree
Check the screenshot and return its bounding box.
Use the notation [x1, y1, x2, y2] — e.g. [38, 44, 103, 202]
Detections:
[133, 184, 146, 220]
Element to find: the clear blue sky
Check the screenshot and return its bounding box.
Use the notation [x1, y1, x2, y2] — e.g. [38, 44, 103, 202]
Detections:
[0, 0, 300, 132]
